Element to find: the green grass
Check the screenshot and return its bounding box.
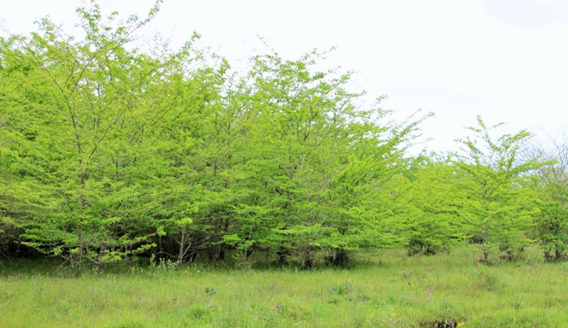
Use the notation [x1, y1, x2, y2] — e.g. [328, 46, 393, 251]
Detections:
[1, 247, 567, 327]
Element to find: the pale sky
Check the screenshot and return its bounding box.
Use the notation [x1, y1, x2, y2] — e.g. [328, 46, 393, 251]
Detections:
[2, 0, 567, 153]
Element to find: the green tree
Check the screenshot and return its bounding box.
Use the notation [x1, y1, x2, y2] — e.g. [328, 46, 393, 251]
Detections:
[525, 131, 568, 261]
[455, 116, 546, 262]
[399, 156, 466, 256]
[0, 1, 217, 272]
[225, 52, 429, 267]
[1, 0, 438, 270]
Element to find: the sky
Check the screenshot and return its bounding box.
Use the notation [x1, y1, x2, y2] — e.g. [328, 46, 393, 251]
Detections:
[2, 0, 567, 153]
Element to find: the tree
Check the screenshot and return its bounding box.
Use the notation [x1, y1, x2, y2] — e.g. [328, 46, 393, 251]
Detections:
[398, 155, 466, 256]
[1, 0, 439, 270]
[455, 116, 546, 262]
[224, 52, 429, 267]
[524, 130, 568, 261]
[0, 1, 218, 272]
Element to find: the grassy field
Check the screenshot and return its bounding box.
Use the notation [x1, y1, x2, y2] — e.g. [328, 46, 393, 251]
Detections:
[1, 247, 567, 327]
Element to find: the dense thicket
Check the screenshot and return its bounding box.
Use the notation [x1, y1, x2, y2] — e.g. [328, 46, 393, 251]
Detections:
[1, 2, 566, 272]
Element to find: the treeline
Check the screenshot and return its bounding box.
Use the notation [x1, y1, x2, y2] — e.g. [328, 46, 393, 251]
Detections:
[0, 2, 566, 273]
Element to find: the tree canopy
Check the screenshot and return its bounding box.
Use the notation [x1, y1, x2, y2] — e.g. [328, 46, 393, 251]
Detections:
[0, 1, 564, 272]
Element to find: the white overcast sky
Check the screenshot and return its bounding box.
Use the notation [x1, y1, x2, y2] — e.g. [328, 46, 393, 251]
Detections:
[2, 0, 567, 153]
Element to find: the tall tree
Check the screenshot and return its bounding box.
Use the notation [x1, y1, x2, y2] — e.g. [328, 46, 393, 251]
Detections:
[0, 1, 218, 272]
[398, 156, 466, 256]
[223, 52, 429, 267]
[455, 116, 546, 262]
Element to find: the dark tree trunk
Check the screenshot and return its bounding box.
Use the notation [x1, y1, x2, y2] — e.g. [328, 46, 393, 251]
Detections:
[276, 247, 288, 265]
[332, 248, 349, 266]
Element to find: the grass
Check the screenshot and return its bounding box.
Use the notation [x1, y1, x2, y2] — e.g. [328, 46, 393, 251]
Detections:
[1, 247, 567, 327]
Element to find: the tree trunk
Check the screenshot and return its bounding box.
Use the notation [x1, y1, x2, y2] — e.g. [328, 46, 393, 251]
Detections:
[177, 229, 186, 267]
[276, 247, 288, 265]
[333, 248, 349, 266]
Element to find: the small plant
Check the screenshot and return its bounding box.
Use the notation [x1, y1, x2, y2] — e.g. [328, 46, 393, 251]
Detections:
[329, 280, 353, 296]
[476, 270, 500, 291]
[149, 254, 178, 272]
[204, 286, 217, 296]
[189, 306, 210, 320]
[418, 317, 464, 328]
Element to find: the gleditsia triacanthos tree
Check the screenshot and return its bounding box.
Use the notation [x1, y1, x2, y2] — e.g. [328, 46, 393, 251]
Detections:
[397, 155, 467, 256]
[0, 0, 445, 270]
[524, 132, 568, 261]
[222, 51, 430, 267]
[0, 0, 221, 272]
[455, 116, 548, 262]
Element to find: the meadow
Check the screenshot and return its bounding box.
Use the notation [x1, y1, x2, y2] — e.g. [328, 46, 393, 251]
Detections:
[1, 247, 567, 328]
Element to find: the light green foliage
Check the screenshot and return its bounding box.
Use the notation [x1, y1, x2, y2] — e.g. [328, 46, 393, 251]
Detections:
[397, 156, 467, 255]
[536, 180, 568, 261]
[0, 1, 429, 270]
[527, 133, 568, 261]
[1, 0, 566, 272]
[0, 1, 219, 271]
[3, 1, 568, 325]
[229, 52, 429, 267]
[454, 116, 548, 261]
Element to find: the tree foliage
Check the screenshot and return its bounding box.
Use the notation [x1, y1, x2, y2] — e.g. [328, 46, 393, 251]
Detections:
[0, 1, 562, 271]
[455, 117, 547, 261]
[525, 131, 568, 261]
